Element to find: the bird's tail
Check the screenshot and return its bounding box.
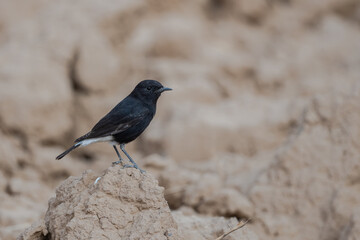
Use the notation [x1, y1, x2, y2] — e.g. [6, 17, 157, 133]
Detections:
[55, 143, 81, 160]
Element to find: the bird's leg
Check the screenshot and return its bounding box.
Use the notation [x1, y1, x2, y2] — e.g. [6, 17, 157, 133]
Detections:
[112, 145, 124, 165]
[120, 144, 145, 173]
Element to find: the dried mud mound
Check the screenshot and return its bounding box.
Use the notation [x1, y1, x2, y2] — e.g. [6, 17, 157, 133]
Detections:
[18, 166, 255, 240]
[19, 167, 179, 240]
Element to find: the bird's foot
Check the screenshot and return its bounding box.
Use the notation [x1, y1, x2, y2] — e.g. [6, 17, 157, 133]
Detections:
[112, 160, 123, 166]
[122, 164, 146, 174]
[121, 164, 132, 168]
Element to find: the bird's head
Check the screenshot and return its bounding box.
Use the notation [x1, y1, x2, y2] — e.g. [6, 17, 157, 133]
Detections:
[131, 80, 172, 103]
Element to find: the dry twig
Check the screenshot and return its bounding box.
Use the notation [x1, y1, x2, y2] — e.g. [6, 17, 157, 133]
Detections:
[215, 219, 250, 240]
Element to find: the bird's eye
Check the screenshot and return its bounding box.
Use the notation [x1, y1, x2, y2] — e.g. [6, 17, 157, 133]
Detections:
[147, 86, 151, 91]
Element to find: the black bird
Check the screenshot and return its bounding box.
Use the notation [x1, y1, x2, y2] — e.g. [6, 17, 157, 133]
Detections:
[56, 80, 172, 173]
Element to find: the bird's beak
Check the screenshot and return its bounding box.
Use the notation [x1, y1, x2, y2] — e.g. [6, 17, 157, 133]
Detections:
[156, 87, 172, 93]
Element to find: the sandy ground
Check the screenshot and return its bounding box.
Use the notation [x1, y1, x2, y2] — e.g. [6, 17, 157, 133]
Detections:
[1, 0, 360, 239]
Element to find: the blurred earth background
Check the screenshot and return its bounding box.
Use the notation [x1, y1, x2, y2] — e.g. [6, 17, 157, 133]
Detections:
[1, 0, 360, 239]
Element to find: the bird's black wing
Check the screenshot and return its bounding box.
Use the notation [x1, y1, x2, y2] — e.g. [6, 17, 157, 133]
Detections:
[75, 108, 149, 143]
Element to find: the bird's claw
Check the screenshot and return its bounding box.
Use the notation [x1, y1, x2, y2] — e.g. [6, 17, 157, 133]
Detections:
[112, 160, 123, 166]
[122, 164, 133, 168]
[112, 161, 145, 173]
[122, 164, 146, 173]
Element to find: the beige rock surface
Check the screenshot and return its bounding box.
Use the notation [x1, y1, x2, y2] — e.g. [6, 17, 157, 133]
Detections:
[144, 156, 256, 219]
[339, 209, 360, 240]
[0, 0, 360, 239]
[19, 167, 180, 240]
[173, 207, 258, 240]
[17, 166, 257, 240]
[17, 220, 47, 240]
